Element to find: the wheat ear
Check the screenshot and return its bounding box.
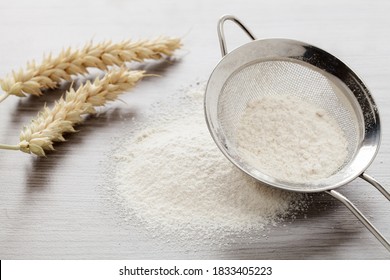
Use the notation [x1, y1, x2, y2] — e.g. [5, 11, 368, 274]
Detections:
[0, 37, 180, 102]
[0, 68, 144, 156]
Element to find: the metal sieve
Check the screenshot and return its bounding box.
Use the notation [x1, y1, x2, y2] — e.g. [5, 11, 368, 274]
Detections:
[204, 15, 390, 251]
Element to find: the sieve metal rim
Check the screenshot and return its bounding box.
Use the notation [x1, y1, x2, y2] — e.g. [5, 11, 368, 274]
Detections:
[204, 15, 390, 251]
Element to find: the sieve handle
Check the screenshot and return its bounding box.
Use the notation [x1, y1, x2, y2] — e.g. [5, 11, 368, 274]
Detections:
[326, 190, 390, 252]
[217, 15, 256, 57]
[360, 172, 390, 201]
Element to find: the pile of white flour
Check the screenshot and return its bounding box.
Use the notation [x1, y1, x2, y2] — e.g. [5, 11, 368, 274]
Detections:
[106, 85, 306, 240]
[237, 95, 348, 183]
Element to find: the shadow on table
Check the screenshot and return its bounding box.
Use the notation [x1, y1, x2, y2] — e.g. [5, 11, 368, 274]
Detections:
[23, 106, 137, 190]
[215, 191, 365, 260]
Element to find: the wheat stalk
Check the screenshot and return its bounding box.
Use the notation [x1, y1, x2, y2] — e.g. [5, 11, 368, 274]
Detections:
[0, 68, 145, 156]
[0, 37, 180, 102]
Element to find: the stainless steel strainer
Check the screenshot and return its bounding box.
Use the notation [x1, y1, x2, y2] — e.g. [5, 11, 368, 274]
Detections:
[204, 15, 390, 251]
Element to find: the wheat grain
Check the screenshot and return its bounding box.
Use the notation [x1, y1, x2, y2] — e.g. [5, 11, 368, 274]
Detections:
[12, 68, 144, 156]
[0, 37, 180, 102]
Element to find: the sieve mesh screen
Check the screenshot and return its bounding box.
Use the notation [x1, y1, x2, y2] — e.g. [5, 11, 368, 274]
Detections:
[217, 59, 363, 180]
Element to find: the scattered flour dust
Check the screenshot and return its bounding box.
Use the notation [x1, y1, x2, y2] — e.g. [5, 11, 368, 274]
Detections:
[106, 84, 307, 242]
[237, 96, 348, 183]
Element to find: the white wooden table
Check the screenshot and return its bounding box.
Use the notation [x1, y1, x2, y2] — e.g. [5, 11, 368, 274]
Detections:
[0, 0, 389, 259]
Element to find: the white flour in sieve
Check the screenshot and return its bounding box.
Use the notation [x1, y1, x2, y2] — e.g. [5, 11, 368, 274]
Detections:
[105, 85, 307, 241]
[237, 95, 348, 183]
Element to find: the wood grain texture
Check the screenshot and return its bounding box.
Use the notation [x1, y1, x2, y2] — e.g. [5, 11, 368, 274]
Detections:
[0, 0, 389, 259]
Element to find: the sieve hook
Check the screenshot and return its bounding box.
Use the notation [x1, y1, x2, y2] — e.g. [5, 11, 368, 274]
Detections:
[218, 15, 256, 57]
[326, 188, 390, 251]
